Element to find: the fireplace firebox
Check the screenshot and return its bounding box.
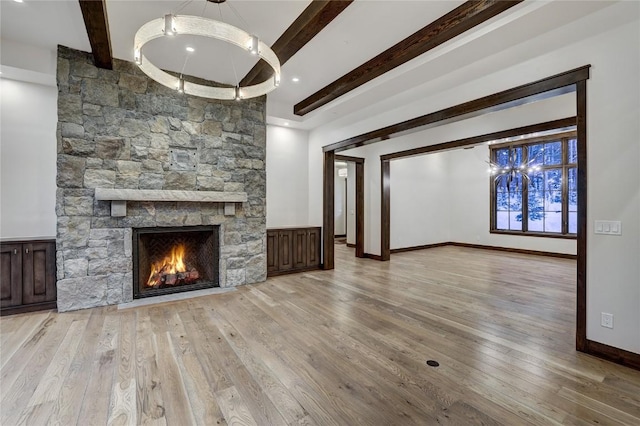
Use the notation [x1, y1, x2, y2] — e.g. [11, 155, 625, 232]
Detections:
[132, 225, 219, 299]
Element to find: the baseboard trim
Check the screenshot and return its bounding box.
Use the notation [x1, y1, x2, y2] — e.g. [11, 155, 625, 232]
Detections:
[363, 253, 384, 261]
[346, 243, 356, 248]
[390, 241, 576, 260]
[390, 242, 450, 254]
[449, 242, 577, 259]
[334, 234, 346, 238]
[267, 265, 323, 277]
[584, 339, 640, 371]
[0, 301, 57, 316]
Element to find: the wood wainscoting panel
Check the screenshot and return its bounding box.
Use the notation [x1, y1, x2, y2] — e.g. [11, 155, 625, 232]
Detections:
[1, 239, 56, 316]
[267, 227, 322, 277]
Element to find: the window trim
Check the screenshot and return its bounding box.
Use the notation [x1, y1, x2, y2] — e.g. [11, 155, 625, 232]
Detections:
[489, 131, 577, 238]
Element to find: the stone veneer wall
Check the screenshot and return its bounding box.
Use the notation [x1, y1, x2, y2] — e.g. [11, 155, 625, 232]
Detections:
[55, 46, 266, 312]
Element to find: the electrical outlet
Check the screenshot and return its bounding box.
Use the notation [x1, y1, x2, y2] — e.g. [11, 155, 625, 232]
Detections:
[601, 312, 614, 329]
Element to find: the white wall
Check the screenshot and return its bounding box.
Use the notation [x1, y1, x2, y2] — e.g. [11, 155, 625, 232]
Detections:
[0, 40, 57, 76]
[448, 145, 576, 255]
[0, 90, 311, 236]
[308, 5, 640, 353]
[380, 138, 578, 254]
[0, 78, 57, 239]
[346, 162, 356, 245]
[334, 167, 346, 235]
[265, 125, 310, 228]
[390, 152, 450, 249]
[331, 94, 576, 255]
[582, 19, 640, 354]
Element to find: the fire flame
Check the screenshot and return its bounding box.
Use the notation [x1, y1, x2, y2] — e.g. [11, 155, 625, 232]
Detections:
[147, 243, 187, 286]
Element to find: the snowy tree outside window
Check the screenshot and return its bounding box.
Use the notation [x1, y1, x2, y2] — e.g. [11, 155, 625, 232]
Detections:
[491, 131, 577, 236]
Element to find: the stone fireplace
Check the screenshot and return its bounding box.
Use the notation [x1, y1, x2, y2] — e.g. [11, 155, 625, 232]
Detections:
[55, 46, 267, 312]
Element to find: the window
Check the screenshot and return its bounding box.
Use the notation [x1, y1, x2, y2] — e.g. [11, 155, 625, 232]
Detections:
[490, 131, 577, 237]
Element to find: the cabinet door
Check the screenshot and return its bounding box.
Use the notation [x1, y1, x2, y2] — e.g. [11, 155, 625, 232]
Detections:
[277, 230, 294, 271]
[22, 242, 56, 305]
[307, 228, 321, 267]
[266, 230, 279, 273]
[292, 229, 308, 269]
[1, 244, 23, 308]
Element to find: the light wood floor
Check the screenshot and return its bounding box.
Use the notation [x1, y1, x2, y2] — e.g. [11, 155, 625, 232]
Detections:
[2, 245, 640, 425]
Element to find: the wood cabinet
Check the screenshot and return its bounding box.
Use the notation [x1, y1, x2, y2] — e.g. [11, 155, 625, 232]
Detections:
[1, 240, 56, 315]
[267, 227, 321, 276]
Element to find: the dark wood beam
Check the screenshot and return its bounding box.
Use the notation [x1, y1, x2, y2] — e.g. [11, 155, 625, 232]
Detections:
[240, 0, 354, 87]
[323, 65, 590, 153]
[380, 117, 577, 161]
[295, 0, 523, 116]
[79, 0, 113, 69]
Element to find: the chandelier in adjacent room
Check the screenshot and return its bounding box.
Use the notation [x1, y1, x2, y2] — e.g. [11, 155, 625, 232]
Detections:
[488, 147, 542, 191]
[134, 0, 280, 100]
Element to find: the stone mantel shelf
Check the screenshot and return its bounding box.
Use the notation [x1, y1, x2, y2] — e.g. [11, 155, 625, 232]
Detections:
[95, 189, 247, 217]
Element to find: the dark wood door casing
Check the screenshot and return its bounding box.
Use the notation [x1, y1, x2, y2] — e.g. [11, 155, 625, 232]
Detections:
[355, 161, 365, 258]
[576, 79, 588, 353]
[323, 151, 335, 270]
[381, 160, 391, 261]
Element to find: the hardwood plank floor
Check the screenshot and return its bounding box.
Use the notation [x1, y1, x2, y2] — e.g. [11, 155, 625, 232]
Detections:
[1, 245, 639, 425]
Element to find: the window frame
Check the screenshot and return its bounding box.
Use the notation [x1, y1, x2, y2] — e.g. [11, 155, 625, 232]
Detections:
[489, 130, 577, 239]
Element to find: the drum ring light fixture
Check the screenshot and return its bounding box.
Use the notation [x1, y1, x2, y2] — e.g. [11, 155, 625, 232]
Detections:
[134, 13, 281, 100]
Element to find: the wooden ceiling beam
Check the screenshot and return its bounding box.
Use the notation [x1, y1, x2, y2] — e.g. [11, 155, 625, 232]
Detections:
[294, 0, 523, 116]
[240, 0, 354, 87]
[323, 65, 590, 153]
[78, 0, 113, 69]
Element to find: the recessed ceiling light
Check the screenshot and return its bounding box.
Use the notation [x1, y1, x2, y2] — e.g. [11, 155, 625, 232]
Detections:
[283, 122, 290, 126]
[291, 77, 300, 83]
[14, 0, 24, 3]
[186, 46, 195, 53]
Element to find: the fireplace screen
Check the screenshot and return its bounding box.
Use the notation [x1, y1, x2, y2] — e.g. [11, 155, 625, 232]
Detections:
[133, 226, 219, 299]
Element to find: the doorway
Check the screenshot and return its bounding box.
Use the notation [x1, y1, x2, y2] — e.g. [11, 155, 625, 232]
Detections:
[334, 161, 348, 242]
[320, 66, 599, 360]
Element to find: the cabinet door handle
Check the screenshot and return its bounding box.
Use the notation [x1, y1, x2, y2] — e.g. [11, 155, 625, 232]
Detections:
[25, 248, 29, 254]
[13, 249, 17, 255]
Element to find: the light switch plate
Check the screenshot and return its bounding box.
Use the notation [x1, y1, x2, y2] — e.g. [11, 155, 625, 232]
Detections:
[594, 220, 621, 235]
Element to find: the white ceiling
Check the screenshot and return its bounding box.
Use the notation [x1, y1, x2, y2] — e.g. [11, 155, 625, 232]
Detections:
[0, 0, 631, 132]
[0, 0, 91, 52]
